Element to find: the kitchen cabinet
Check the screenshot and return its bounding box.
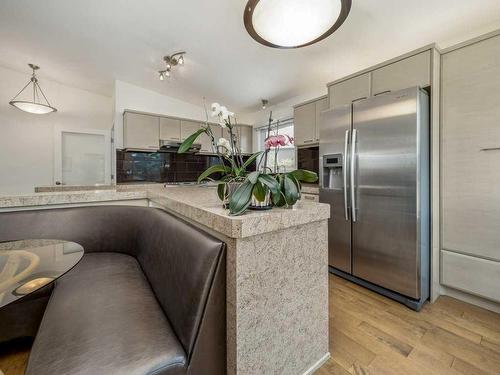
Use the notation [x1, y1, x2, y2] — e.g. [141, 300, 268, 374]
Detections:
[123, 112, 159, 150]
[222, 125, 253, 154]
[294, 101, 317, 147]
[159, 117, 181, 142]
[328, 73, 370, 108]
[180, 120, 201, 141]
[315, 97, 328, 142]
[294, 97, 327, 147]
[371, 50, 431, 95]
[441, 34, 500, 299]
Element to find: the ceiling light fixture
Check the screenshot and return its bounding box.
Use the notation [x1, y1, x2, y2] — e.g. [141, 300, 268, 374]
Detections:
[9, 64, 57, 114]
[244, 0, 351, 49]
[158, 68, 171, 81]
[261, 99, 268, 109]
[158, 52, 186, 81]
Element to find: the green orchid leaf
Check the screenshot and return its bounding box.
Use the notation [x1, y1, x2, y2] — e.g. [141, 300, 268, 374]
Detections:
[197, 164, 231, 183]
[229, 180, 254, 216]
[284, 174, 300, 206]
[289, 169, 318, 183]
[257, 174, 280, 195]
[177, 128, 205, 154]
[247, 171, 260, 184]
[252, 180, 266, 202]
[272, 175, 286, 207]
[217, 182, 226, 201]
[241, 151, 264, 172]
[287, 173, 302, 200]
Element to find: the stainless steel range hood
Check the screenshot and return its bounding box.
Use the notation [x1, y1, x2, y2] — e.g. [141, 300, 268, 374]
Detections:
[160, 140, 201, 153]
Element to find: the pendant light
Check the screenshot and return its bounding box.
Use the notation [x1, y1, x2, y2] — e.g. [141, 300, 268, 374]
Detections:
[244, 0, 351, 49]
[9, 64, 57, 114]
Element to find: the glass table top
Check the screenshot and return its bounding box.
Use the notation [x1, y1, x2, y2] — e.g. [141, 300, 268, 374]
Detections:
[0, 239, 84, 308]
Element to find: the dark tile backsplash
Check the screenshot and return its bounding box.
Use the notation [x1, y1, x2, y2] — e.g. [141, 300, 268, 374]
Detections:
[297, 146, 319, 179]
[117, 151, 255, 183]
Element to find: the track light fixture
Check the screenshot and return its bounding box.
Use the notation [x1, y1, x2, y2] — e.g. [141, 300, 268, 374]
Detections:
[158, 52, 186, 81]
[261, 99, 268, 109]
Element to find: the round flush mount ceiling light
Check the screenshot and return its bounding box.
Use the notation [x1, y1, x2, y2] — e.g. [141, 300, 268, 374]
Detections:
[244, 0, 351, 49]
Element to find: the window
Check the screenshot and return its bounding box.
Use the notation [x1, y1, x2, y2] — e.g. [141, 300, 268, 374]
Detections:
[256, 119, 296, 172]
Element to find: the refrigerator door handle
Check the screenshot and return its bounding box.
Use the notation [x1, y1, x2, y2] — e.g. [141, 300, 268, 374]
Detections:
[350, 129, 357, 222]
[343, 129, 350, 221]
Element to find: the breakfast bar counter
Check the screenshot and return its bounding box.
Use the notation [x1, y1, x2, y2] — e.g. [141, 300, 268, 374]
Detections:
[0, 185, 330, 375]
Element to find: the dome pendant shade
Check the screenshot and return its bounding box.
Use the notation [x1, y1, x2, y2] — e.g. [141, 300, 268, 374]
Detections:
[9, 64, 57, 114]
[244, 0, 351, 49]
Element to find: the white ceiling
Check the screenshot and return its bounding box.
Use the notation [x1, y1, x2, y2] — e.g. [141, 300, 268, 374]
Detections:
[1, 0, 500, 114]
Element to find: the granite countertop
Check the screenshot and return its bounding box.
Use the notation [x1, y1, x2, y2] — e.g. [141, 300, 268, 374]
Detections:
[301, 184, 320, 195]
[0, 184, 329, 239]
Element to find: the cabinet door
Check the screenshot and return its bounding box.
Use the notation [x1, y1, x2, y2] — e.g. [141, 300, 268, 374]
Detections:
[180, 120, 201, 141]
[315, 98, 328, 142]
[198, 124, 215, 153]
[123, 112, 159, 150]
[328, 73, 371, 108]
[294, 102, 316, 146]
[239, 125, 253, 154]
[159, 117, 181, 141]
[441, 35, 500, 261]
[372, 50, 431, 95]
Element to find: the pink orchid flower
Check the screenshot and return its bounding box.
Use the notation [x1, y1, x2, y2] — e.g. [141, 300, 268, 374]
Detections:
[264, 134, 294, 150]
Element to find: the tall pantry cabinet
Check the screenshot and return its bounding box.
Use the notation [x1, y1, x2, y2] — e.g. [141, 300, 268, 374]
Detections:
[441, 33, 500, 304]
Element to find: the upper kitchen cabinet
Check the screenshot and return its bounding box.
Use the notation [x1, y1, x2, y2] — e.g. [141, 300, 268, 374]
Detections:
[315, 97, 328, 142]
[371, 50, 431, 95]
[222, 125, 253, 154]
[294, 100, 317, 146]
[180, 120, 201, 141]
[328, 73, 370, 108]
[123, 112, 160, 150]
[238, 125, 253, 154]
[294, 97, 327, 146]
[159, 117, 181, 142]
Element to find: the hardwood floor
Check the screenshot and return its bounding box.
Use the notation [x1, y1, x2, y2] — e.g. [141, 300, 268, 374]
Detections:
[1, 274, 499, 374]
[317, 275, 500, 375]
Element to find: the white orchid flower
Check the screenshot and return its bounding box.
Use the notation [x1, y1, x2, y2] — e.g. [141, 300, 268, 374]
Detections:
[211, 103, 221, 117]
[217, 137, 232, 155]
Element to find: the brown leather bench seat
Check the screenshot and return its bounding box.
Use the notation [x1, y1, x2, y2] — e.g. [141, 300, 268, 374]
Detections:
[0, 206, 226, 375]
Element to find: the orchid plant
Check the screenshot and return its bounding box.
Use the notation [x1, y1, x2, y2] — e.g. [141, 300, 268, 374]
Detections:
[178, 102, 318, 216]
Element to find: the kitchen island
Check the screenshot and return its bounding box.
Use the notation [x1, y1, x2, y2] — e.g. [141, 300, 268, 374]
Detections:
[0, 185, 330, 375]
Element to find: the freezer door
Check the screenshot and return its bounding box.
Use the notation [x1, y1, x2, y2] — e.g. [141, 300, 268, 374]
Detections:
[319, 104, 352, 273]
[351, 88, 425, 299]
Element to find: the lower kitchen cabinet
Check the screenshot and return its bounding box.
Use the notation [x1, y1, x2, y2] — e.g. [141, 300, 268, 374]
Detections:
[441, 250, 500, 302]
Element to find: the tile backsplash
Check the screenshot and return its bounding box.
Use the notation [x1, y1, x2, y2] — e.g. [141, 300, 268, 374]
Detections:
[117, 151, 255, 183]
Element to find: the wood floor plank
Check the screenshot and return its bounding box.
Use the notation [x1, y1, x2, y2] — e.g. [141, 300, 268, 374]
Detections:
[480, 337, 500, 354]
[315, 358, 352, 375]
[451, 357, 489, 375]
[421, 326, 500, 373]
[330, 328, 377, 372]
[357, 321, 413, 357]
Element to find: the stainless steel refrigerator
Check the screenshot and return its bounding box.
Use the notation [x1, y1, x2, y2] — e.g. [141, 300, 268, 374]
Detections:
[319, 86, 430, 311]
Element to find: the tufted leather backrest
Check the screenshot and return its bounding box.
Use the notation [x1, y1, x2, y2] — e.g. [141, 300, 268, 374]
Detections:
[0, 206, 225, 359]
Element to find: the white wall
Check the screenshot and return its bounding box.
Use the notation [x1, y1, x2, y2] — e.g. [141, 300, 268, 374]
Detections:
[113, 80, 206, 149]
[0, 65, 112, 195]
[241, 87, 328, 128]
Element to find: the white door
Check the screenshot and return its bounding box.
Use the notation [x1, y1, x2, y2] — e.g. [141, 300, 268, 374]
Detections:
[54, 128, 111, 186]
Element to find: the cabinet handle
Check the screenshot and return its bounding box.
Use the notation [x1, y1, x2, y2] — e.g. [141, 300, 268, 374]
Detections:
[480, 147, 500, 152]
[304, 139, 314, 143]
[374, 90, 391, 96]
[352, 97, 368, 103]
[171, 137, 180, 140]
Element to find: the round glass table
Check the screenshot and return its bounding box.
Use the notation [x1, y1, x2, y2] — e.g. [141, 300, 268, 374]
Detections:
[0, 239, 84, 308]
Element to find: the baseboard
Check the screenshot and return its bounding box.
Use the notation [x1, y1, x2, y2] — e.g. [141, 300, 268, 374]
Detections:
[303, 352, 331, 375]
[440, 285, 500, 313]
